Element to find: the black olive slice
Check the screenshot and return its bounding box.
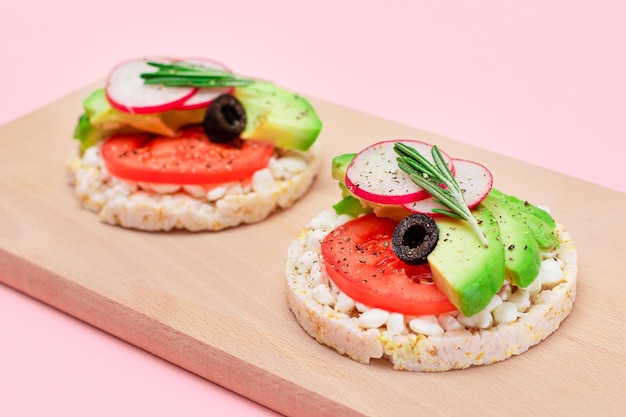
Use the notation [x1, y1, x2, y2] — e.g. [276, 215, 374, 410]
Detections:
[202, 94, 247, 143]
[392, 214, 439, 265]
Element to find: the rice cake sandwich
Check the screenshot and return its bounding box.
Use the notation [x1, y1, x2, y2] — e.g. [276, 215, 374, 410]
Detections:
[67, 57, 322, 231]
[285, 140, 577, 371]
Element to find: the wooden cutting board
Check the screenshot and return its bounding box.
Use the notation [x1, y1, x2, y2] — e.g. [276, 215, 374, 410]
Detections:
[1, 82, 625, 417]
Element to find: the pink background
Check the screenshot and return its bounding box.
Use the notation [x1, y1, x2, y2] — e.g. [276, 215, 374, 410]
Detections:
[1, 1, 624, 415]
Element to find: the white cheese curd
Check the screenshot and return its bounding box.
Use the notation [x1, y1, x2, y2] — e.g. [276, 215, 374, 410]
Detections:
[456, 309, 493, 329]
[358, 308, 390, 329]
[437, 313, 464, 331]
[484, 294, 503, 312]
[334, 292, 356, 314]
[355, 302, 371, 313]
[81, 146, 101, 166]
[525, 275, 543, 297]
[66, 142, 319, 231]
[408, 315, 444, 336]
[181, 185, 206, 198]
[312, 284, 334, 306]
[493, 302, 520, 324]
[285, 208, 578, 371]
[268, 157, 285, 179]
[303, 229, 328, 253]
[146, 183, 181, 194]
[251, 168, 276, 192]
[308, 260, 324, 287]
[384, 313, 406, 337]
[295, 251, 319, 276]
[278, 155, 309, 176]
[497, 281, 513, 301]
[508, 289, 531, 312]
[538, 258, 566, 287]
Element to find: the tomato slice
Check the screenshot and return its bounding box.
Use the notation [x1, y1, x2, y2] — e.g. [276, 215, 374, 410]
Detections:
[100, 126, 275, 184]
[321, 214, 457, 316]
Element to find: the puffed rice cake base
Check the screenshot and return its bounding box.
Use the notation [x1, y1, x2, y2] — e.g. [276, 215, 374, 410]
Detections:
[285, 213, 578, 372]
[66, 144, 319, 232]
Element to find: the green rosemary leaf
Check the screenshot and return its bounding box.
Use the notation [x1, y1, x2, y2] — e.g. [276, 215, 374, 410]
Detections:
[396, 144, 441, 180]
[139, 61, 255, 88]
[432, 208, 463, 219]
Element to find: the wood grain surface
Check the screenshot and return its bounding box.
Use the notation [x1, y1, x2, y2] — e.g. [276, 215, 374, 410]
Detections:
[1, 82, 625, 417]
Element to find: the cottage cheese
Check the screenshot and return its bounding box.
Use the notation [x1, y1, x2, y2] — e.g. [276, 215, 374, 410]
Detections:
[66, 143, 319, 231]
[285, 209, 578, 371]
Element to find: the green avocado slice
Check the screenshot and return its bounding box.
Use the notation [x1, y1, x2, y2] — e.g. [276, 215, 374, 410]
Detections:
[488, 189, 559, 250]
[331, 153, 356, 183]
[330, 153, 371, 216]
[481, 194, 542, 288]
[73, 88, 206, 151]
[233, 82, 323, 151]
[427, 205, 506, 317]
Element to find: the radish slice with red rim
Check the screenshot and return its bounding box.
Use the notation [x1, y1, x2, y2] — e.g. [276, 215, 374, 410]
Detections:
[106, 58, 197, 114]
[345, 139, 455, 205]
[176, 58, 234, 110]
[179, 86, 233, 110]
[402, 158, 493, 216]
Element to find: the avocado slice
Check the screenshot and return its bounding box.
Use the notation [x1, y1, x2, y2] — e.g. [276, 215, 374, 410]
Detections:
[331, 153, 356, 183]
[332, 153, 357, 198]
[427, 205, 505, 317]
[332, 194, 372, 217]
[233, 82, 322, 151]
[481, 194, 542, 288]
[73, 113, 107, 151]
[330, 153, 372, 217]
[488, 189, 559, 250]
[73, 88, 206, 151]
[85, 88, 205, 134]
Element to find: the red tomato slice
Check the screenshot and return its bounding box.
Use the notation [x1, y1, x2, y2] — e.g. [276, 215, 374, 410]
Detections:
[100, 126, 275, 184]
[321, 214, 457, 316]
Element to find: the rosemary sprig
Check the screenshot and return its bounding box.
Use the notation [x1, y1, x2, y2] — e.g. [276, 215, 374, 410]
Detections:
[394, 142, 489, 247]
[140, 61, 255, 88]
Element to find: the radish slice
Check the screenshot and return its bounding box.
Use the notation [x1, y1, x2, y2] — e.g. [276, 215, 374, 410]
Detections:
[176, 58, 234, 110]
[106, 58, 197, 114]
[403, 159, 493, 217]
[345, 139, 455, 205]
[179, 86, 233, 109]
